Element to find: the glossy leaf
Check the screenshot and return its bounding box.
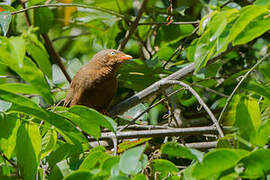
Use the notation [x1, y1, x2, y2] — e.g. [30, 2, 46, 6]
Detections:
[0, 113, 20, 158]
[0, 89, 86, 144]
[240, 149, 270, 178]
[26, 43, 52, 79]
[33, 8, 54, 33]
[191, 149, 248, 179]
[151, 159, 179, 178]
[63, 170, 93, 180]
[69, 105, 117, 132]
[80, 151, 110, 170]
[228, 5, 268, 44]
[0, 83, 39, 95]
[234, 96, 261, 142]
[234, 13, 270, 45]
[0, 37, 53, 104]
[41, 129, 58, 159]
[16, 122, 41, 180]
[161, 142, 204, 162]
[119, 145, 145, 175]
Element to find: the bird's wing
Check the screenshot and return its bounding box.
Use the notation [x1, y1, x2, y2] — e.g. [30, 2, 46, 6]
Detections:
[64, 67, 95, 107]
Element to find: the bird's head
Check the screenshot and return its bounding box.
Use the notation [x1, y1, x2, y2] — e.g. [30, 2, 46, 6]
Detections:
[91, 49, 133, 67]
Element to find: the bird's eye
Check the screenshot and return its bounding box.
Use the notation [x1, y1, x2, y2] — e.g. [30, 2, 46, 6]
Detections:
[111, 52, 115, 55]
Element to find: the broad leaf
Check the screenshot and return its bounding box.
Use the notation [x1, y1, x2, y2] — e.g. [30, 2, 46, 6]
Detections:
[240, 149, 270, 178]
[63, 170, 93, 180]
[151, 159, 179, 178]
[161, 142, 204, 162]
[119, 145, 146, 175]
[16, 122, 41, 180]
[191, 149, 248, 179]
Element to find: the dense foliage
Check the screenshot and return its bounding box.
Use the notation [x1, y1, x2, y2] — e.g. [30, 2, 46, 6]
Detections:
[0, 0, 270, 179]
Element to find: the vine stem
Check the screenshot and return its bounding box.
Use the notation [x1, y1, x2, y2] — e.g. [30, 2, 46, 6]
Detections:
[217, 52, 270, 122]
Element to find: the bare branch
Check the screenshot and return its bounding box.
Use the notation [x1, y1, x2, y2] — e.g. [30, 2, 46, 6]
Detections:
[185, 141, 217, 149]
[90, 126, 217, 140]
[138, 21, 199, 26]
[217, 52, 270, 122]
[117, 0, 149, 51]
[41, 33, 72, 83]
[160, 80, 224, 138]
[109, 47, 233, 116]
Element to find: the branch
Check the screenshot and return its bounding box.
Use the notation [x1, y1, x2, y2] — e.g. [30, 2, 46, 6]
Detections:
[41, 33, 72, 83]
[11, 3, 129, 22]
[0, 151, 17, 168]
[138, 21, 199, 26]
[159, 80, 224, 138]
[185, 141, 217, 149]
[109, 47, 233, 116]
[117, 0, 149, 51]
[217, 52, 270, 122]
[90, 126, 217, 140]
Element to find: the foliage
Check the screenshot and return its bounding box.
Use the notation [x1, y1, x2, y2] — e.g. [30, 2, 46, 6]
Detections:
[0, 0, 270, 179]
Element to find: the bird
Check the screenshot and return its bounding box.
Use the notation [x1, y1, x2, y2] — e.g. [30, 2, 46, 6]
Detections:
[64, 49, 133, 113]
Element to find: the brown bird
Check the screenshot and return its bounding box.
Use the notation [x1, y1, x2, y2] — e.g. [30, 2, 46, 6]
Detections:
[64, 49, 133, 113]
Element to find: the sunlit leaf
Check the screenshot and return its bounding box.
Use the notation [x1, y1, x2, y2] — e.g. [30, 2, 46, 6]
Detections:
[16, 122, 41, 180]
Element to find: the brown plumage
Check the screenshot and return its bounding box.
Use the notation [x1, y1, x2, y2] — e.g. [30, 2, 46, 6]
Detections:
[64, 49, 132, 112]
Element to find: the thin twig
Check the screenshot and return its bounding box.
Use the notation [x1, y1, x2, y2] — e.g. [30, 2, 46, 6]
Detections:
[160, 80, 224, 138]
[220, 0, 234, 8]
[41, 33, 72, 83]
[117, 0, 149, 51]
[138, 21, 199, 25]
[0, 151, 17, 168]
[193, 84, 228, 98]
[20, 0, 31, 26]
[11, 3, 130, 22]
[217, 52, 270, 122]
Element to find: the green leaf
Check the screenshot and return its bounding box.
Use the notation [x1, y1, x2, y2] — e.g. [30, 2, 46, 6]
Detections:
[101, 156, 120, 174]
[234, 13, 270, 45]
[69, 105, 117, 132]
[80, 151, 110, 170]
[234, 96, 261, 142]
[131, 174, 147, 180]
[41, 129, 57, 159]
[228, 5, 268, 45]
[47, 143, 82, 168]
[33, 8, 54, 33]
[0, 37, 53, 104]
[0, 99, 12, 112]
[63, 170, 93, 180]
[152, 159, 179, 178]
[0, 90, 86, 144]
[0, 83, 39, 95]
[16, 122, 41, 180]
[251, 118, 270, 147]
[8, 36, 26, 68]
[254, 0, 270, 6]
[0, 11, 11, 36]
[245, 80, 270, 100]
[119, 145, 146, 175]
[240, 149, 270, 178]
[26, 43, 52, 79]
[161, 142, 204, 162]
[109, 176, 129, 180]
[191, 149, 248, 179]
[0, 113, 20, 158]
